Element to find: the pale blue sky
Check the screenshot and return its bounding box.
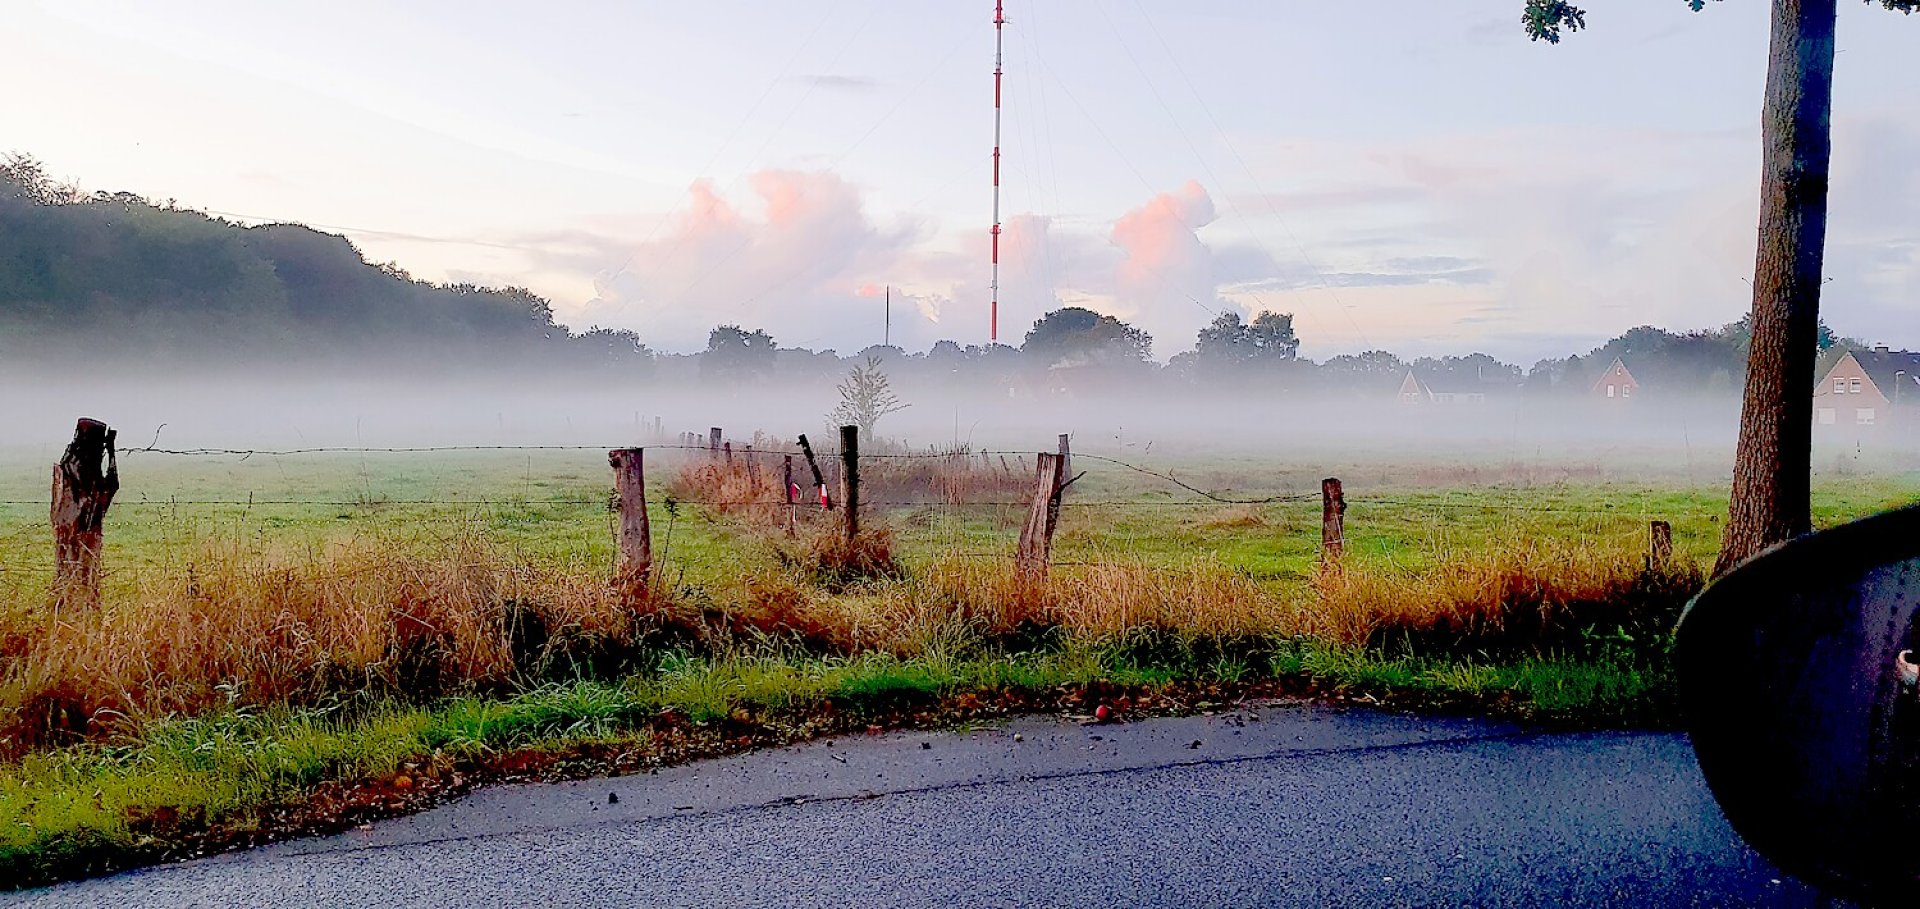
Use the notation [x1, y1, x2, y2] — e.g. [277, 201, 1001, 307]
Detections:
[4, 1, 1915, 361]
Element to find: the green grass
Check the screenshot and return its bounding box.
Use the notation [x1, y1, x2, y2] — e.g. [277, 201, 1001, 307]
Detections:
[3, 449, 1915, 595]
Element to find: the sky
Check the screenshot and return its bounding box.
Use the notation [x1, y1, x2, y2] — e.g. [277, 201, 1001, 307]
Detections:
[3, 1, 1916, 363]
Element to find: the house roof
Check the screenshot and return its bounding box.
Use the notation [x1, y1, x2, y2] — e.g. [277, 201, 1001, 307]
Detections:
[1587, 356, 1637, 393]
[1850, 349, 1920, 402]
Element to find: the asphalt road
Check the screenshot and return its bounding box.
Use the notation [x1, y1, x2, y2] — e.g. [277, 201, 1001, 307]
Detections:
[7, 705, 1827, 908]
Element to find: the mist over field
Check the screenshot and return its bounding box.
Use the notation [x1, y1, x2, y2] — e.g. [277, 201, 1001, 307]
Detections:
[0, 371, 1753, 473]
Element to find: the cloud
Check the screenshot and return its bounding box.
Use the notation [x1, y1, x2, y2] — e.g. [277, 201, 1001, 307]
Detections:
[536, 113, 1920, 364]
[1104, 180, 1233, 351]
[583, 169, 922, 350]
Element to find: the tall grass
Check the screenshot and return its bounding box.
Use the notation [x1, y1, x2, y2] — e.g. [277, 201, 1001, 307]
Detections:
[0, 488, 1706, 760]
[1310, 535, 1700, 658]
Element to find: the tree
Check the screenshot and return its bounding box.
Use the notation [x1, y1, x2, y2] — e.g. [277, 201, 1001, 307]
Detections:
[569, 326, 654, 374]
[1524, 0, 1917, 576]
[1410, 354, 1522, 389]
[1021, 306, 1153, 366]
[1318, 349, 1407, 395]
[0, 154, 81, 205]
[702, 324, 778, 381]
[1194, 310, 1300, 366]
[828, 355, 909, 443]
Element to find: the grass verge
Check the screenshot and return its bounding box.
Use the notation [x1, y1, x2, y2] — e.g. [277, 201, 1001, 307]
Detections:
[0, 639, 1669, 891]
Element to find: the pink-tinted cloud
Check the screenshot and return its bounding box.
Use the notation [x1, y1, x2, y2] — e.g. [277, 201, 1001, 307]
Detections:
[587, 169, 919, 350]
[1106, 180, 1231, 350]
[577, 171, 1267, 357]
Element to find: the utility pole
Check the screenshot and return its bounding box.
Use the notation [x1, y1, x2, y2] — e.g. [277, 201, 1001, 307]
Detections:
[885, 284, 891, 348]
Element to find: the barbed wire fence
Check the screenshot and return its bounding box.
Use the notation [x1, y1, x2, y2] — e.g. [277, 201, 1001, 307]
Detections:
[0, 422, 1689, 589]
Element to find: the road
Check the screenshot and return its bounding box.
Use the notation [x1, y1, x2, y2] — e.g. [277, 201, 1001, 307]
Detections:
[6, 705, 1825, 908]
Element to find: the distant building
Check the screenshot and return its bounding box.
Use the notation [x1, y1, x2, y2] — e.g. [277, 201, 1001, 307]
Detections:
[1590, 357, 1639, 401]
[1814, 346, 1920, 429]
[1396, 368, 1488, 405]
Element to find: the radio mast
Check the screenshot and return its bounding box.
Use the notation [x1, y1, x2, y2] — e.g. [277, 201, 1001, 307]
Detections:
[989, 0, 1005, 344]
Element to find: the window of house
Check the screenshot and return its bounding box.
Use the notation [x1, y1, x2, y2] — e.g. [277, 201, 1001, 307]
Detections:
[1818, 407, 1836, 425]
[1850, 378, 1862, 394]
[1622, 385, 1631, 398]
[1835, 377, 1847, 394]
[1858, 408, 1876, 425]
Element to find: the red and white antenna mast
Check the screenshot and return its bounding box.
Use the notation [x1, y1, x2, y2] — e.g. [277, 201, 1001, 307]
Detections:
[989, 0, 1005, 344]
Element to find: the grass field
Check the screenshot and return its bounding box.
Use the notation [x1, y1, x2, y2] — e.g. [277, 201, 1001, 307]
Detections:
[0, 444, 1915, 885]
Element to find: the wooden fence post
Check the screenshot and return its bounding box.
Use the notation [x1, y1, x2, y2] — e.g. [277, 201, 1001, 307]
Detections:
[609, 447, 651, 596]
[1016, 452, 1066, 581]
[1649, 520, 1673, 572]
[1056, 433, 1071, 499]
[708, 427, 722, 458]
[52, 417, 118, 602]
[783, 455, 797, 536]
[798, 433, 829, 509]
[839, 425, 860, 542]
[1320, 477, 1345, 569]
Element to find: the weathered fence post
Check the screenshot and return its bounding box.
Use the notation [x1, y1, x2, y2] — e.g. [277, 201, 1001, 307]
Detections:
[798, 433, 830, 509]
[52, 417, 118, 602]
[1057, 433, 1071, 485]
[1649, 520, 1674, 572]
[708, 427, 722, 459]
[839, 425, 860, 542]
[609, 447, 651, 596]
[1016, 452, 1066, 580]
[783, 455, 798, 536]
[1320, 477, 1346, 569]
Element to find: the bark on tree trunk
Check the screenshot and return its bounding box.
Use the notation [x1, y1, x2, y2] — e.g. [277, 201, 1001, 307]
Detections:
[52, 418, 119, 601]
[1717, 0, 1835, 578]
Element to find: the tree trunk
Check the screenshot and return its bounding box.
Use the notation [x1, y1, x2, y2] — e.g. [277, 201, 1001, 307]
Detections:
[1717, 0, 1835, 578]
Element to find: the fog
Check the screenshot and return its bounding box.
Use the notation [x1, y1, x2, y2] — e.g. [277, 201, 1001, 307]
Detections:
[0, 369, 1763, 478]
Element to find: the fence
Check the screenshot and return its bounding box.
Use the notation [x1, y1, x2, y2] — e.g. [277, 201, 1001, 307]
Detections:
[0, 417, 1693, 605]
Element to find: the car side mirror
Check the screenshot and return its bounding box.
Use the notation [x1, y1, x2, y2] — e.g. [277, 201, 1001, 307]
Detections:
[1677, 504, 1920, 903]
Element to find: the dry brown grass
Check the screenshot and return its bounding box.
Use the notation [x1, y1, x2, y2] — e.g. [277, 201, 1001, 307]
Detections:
[668, 445, 1033, 526]
[858, 448, 1035, 506]
[780, 523, 903, 590]
[0, 513, 1697, 755]
[0, 533, 667, 753]
[669, 453, 787, 519]
[910, 557, 1295, 644]
[1308, 537, 1702, 655]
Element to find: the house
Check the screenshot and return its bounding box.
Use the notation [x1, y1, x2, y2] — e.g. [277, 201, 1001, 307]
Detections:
[1396, 369, 1427, 403]
[1589, 357, 1639, 401]
[1814, 346, 1920, 429]
[1396, 368, 1488, 405]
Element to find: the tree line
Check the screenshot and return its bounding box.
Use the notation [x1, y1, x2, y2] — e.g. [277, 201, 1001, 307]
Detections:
[0, 155, 652, 375]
